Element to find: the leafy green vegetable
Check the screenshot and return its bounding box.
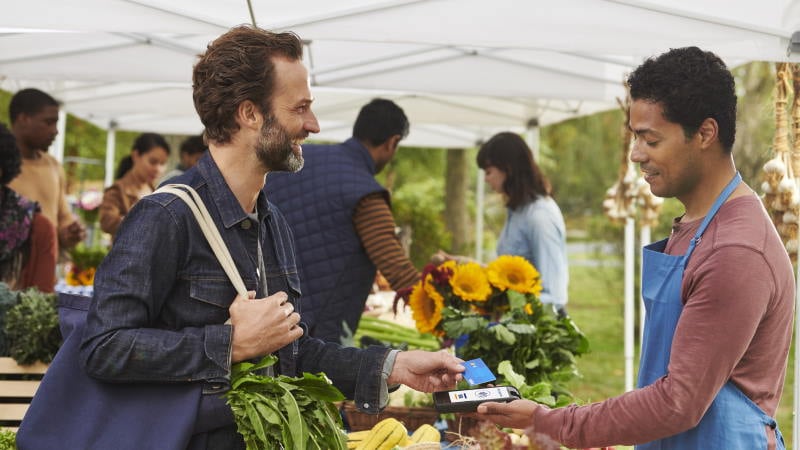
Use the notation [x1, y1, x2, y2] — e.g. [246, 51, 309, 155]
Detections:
[225, 355, 348, 450]
[0, 428, 16, 450]
[449, 299, 589, 407]
[4, 288, 60, 365]
[0, 283, 20, 357]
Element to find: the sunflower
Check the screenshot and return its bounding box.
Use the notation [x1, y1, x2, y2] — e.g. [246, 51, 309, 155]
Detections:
[423, 274, 445, 304]
[65, 270, 80, 286]
[449, 262, 492, 302]
[487, 255, 542, 296]
[409, 282, 444, 334]
[77, 267, 96, 286]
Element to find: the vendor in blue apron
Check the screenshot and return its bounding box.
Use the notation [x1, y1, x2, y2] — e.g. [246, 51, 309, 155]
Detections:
[476, 46, 794, 450]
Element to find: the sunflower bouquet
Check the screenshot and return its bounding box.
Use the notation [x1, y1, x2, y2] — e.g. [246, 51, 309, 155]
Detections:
[397, 255, 589, 407]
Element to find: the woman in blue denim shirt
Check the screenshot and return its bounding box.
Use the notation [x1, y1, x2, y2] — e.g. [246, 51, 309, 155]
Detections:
[478, 132, 569, 316]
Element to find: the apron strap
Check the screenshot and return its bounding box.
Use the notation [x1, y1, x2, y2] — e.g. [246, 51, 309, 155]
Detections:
[685, 172, 742, 257]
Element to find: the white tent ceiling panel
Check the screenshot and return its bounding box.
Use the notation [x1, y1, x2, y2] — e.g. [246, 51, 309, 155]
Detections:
[282, 0, 796, 59]
[315, 52, 625, 100]
[1, 42, 194, 83]
[1, 0, 799, 147]
[0, 0, 227, 33]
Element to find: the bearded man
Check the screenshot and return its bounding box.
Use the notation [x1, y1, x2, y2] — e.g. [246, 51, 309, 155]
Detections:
[79, 25, 463, 449]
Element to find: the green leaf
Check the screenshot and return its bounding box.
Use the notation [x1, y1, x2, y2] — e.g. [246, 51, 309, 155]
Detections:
[490, 324, 516, 345]
[505, 322, 536, 335]
[244, 402, 267, 444]
[497, 360, 525, 388]
[280, 387, 306, 450]
[506, 290, 527, 309]
[284, 374, 346, 402]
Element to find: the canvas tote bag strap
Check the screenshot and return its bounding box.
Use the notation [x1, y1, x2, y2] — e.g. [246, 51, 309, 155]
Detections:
[155, 184, 247, 324]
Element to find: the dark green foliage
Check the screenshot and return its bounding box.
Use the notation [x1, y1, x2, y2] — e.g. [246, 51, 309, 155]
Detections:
[0, 283, 19, 357]
[541, 109, 625, 218]
[0, 91, 10, 126]
[392, 179, 451, 268]
[0, 429, 16, 450]
[225, 355, 348, 450]
[442, 299, 589, 407]
[4, 289, 60, 365]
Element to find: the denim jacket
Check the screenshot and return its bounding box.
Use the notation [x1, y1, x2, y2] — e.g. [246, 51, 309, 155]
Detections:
[80, 153, 391, 414]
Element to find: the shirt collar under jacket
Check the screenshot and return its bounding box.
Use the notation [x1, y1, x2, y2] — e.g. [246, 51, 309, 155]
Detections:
[195, 153, 272, 229]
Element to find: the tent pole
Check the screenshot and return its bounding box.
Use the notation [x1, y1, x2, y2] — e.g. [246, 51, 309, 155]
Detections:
[624, 217, 635, 392]
[104, 121, 117, 188]
[794, 180, 800, 450]
[526, 118, 540, 161]
[51, 109, 67, 164]
[639, 224, 650, 344]
[475, 167, 485, 263]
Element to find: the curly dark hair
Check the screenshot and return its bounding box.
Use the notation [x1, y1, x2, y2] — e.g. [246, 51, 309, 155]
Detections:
[627, 46, 737, 152]
[476, 132, 550, 210]
[0, 123, 22, 186]
[352, 98, 409, 146]
[192, 25, 303, 144]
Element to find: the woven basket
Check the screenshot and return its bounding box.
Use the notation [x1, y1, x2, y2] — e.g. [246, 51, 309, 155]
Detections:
[444, 416, 483, 441]
[340, 401, 440, 431]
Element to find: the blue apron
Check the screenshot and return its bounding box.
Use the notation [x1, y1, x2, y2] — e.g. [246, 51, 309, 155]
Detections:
[636, 172, 784, 450]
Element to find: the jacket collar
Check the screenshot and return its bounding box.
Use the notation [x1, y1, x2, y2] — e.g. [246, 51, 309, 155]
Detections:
[195, 153, 271, 229]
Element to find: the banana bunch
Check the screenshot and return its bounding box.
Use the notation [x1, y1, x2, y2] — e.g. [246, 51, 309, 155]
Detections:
[346, 419, 440, 450]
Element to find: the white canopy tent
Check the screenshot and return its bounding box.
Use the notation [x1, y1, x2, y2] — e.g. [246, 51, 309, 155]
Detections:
[2, 0, 800, 444]
[3, 0, 798, 144]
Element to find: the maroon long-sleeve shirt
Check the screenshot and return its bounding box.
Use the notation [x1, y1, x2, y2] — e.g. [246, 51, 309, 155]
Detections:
[534, 193, 794, 449]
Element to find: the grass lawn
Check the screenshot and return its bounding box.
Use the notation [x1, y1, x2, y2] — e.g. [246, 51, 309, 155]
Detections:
[565, 253, 796, 449]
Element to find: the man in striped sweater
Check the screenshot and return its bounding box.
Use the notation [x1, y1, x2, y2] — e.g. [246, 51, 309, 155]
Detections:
[265, 99, 420, 343]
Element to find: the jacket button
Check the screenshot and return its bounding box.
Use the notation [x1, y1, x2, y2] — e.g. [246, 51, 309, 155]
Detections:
[241, 220, 252, 230]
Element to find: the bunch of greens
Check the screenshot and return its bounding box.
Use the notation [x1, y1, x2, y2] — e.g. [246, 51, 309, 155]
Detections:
[4, 288, 60, 365]
[0, 429, 16, 450]
[225, 355, 348, 450]
[0, 283, 19, 357]
[442, 291, 589, 407]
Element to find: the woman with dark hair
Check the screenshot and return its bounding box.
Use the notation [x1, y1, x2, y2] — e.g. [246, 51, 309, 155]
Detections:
[436, 132, 569, 314]
[477, 131, 569, 315]
[0, 123, 57, 292]
[99, 132, 170, 240]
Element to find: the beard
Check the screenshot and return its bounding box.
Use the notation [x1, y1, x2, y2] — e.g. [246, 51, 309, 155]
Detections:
[255, 114, 305, 173]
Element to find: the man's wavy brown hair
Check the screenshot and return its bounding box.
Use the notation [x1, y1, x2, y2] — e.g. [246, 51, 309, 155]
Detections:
[192, 25, 303, 144]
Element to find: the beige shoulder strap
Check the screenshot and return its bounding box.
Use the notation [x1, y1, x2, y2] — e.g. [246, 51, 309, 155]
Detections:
[154, 184, 247, 324]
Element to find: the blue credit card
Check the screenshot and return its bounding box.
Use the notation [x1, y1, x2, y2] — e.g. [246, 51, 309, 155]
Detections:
[462, 358, 496, 386]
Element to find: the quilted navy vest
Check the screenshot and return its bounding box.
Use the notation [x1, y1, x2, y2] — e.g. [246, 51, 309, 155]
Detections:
[264, 138, 387, 342]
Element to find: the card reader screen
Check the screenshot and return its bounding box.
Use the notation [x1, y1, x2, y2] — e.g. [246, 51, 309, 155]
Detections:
[448, 386, 510, 403]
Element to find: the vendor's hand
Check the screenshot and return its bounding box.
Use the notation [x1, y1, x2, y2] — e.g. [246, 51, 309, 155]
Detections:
[229, 290, 303, 362]
[476, 398, 542, 429]
[430, 250, 451, 265]
[387, 350, 464, 392]
[59, 218, 86, 248]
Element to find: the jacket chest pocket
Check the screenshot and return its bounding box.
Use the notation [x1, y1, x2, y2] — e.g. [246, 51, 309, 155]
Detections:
[186, 278, 240, 324]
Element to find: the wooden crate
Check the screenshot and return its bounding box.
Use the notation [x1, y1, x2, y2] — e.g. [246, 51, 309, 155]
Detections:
[0, 357, 48, 430]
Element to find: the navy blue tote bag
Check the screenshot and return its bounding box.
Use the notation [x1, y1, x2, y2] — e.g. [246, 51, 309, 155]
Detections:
[16, 293, 203, 450]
